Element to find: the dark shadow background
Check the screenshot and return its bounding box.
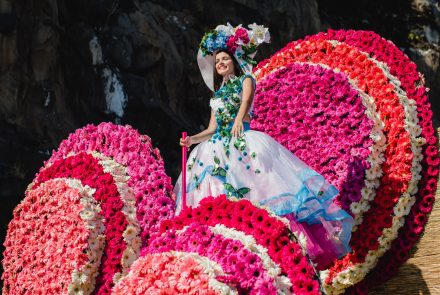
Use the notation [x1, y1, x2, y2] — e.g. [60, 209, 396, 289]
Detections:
[370, 263, 431, 294]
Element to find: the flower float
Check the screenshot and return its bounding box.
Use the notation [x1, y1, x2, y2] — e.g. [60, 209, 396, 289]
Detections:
[136, 195, 320, 295]
[253, 29, 438, 294]
[2, 30, 438, 294]
[2, 123, 175, 294]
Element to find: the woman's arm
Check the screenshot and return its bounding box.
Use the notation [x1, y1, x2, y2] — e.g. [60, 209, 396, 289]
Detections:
[180, 111, 217, 147]
[232, 77, 254, 137]
[236, 77, 254, 121]
[191, 111, 217, 143]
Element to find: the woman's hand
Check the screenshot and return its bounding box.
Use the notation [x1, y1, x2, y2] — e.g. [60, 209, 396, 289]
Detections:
[231, 119, 244, 137]
[179, 136, 193, 148]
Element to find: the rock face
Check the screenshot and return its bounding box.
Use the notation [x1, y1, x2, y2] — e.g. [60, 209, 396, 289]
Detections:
[0, 0, 322, 266]
[406, 0, 440, 125]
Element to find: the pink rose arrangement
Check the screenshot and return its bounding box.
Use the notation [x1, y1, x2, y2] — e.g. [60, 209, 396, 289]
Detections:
[254, 30, 437, 294]
[200, 23, 269, 65]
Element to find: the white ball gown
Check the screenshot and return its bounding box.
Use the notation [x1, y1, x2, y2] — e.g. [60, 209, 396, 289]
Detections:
[174, 74, 354, 270]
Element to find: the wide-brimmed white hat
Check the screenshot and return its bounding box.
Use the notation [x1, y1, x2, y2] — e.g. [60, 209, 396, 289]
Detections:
[197, 23, 270, 91]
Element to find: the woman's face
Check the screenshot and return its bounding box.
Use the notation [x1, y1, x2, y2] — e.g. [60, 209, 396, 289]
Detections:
[215, 51, 235, 77]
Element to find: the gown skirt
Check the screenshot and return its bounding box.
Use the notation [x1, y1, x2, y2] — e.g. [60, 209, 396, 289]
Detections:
[174, 122, 353, 270]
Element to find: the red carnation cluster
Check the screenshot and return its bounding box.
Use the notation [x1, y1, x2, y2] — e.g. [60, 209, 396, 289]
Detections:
[157, 195, 320, 294]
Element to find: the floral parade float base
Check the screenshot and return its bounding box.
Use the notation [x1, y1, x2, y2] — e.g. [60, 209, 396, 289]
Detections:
[2, 123, 175, 294]
[253, 29, 438, 293]
[2, 29, 438, 294]
[142, 195, 319, 294]
[2, 178, 105, 294]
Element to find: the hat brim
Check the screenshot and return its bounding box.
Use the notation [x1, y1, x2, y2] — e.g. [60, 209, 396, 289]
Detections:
[197, 48, 255, 92]
[197, 49, 216, 92]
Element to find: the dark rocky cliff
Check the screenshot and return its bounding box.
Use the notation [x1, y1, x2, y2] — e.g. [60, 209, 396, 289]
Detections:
[0, 0, 322, 189]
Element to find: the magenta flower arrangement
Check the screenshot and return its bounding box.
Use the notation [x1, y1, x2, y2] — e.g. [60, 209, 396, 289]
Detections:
[251, 62, 384, 218]
[146, 222, 280, 294]
[306, 30, 439, 294]
[254, 30, 438, 294]
[47, 123, 175, 246]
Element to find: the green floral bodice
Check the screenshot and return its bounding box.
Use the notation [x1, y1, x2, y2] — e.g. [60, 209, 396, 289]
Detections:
[209, 74, 255, 157]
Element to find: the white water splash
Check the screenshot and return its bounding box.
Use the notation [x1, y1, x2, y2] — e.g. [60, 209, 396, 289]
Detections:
[101, 68, 127, 118]
[44, 91, 51, 107]
[89, 36, 128, 120]
[167, 15, 187, 30]
[89, 36, 104, 66]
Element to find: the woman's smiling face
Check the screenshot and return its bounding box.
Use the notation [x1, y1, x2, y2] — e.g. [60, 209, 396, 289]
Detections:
[215, 51, 235, 77]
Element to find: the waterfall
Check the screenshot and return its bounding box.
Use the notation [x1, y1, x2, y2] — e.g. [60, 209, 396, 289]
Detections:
[89, 36, 128, 123]
[44, 91, 51, 107]
[89, 36, 103, 65]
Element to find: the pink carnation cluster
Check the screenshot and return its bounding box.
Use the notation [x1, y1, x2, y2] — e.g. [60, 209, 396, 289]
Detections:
[47, 122, 175, 247]
[147, 222, 277, 294]
[155, 195, 320, 294]
[252, 62, 375, 211]
[32, 152, 127, 293]
[2, 179, 103, 294]
[3, 123, 175, 294]
[113, 252, 220, 294]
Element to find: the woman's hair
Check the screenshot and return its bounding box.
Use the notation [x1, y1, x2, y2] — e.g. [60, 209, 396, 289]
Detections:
[213, 49, 244, 91]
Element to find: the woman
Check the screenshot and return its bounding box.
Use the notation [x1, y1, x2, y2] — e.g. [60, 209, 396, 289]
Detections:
[173, 23, 353, 270]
